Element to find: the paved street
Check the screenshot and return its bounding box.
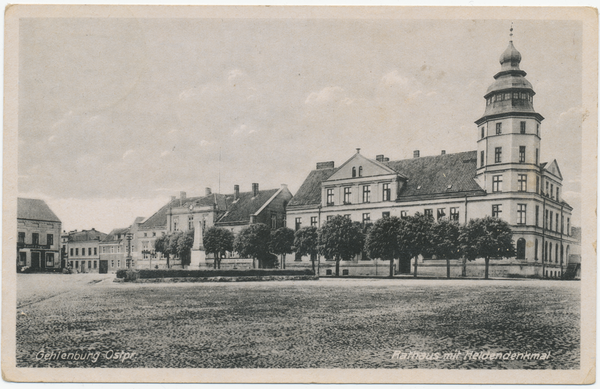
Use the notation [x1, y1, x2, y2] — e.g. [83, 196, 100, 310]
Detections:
[17, 275, 580, 369]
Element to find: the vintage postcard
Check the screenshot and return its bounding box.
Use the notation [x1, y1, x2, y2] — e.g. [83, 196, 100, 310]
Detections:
[2, 5, 597, 384]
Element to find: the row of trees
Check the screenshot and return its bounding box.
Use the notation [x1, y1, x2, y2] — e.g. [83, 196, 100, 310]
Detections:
[153, 213, 515, 279]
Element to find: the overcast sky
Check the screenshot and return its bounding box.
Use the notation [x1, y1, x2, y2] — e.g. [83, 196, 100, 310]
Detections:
[17, 16, 583, 233]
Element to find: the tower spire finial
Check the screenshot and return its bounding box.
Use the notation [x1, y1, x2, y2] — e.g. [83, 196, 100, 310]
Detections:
[509, 22, 513, 40]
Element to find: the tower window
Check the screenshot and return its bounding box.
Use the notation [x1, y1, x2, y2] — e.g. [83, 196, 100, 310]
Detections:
[536, 149, 539, 165]
[536, 124, 540, 136]
[480, 151, 485, 167]
[492, 175, 502, 192]
[536, 176, 540, 194]
[513, 92, 519, 99]
[496, 123, 502, 135]
[517, 204, 527, 225]
[481, 127, 484, 139]
[536, 205, 540, 227]
[520, 121, 526, 134]
[492, 204, 502, 218]
[518, 174, 527, 191]
[494, 147, 502, 163]
[516, 238, 526, 259]
[519, 146, 526, 163]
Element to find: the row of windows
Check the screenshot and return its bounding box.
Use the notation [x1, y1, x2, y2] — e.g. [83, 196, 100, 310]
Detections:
[69, 247, 98, 256]
[69, 260, 98, 270]
[480, 121, 540, 139]
[327, 183, 391, 206]
[485, 92, 533, 106]
[490, 174, 560, 201]
[516, 238, 569, 263]
[18, 252, 56, 267]
[17, 232, 54, 246]
[481, 146, 534, 167]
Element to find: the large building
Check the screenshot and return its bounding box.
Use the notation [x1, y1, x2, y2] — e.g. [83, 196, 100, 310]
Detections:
[287, 39, 578, 279]
[17, 198, 62, 272]
[66, 229, 107, 273]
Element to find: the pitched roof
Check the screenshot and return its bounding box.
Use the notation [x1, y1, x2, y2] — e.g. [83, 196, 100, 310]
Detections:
[101, 227, 130, 243]
[68, 229, 107, 243]
[384, 150, 485, 198]
[17, 198, 61, 222]
[216, 188, 280, 225]
[139, 194, 229, 230]
[288, 168, 336, 206]
[288, 151, 485, 207]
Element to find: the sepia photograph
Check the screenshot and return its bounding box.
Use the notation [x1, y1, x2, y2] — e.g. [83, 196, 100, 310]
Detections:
[2, 5, 597, 384]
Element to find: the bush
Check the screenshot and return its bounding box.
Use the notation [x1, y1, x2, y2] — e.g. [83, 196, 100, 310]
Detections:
[117, 268, 315, 279]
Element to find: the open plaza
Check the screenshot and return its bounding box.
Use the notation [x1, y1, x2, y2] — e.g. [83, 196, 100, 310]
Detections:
[17, 273, 580, 369]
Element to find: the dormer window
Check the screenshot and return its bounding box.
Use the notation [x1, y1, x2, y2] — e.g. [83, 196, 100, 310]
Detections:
[352, 167, 356, 178]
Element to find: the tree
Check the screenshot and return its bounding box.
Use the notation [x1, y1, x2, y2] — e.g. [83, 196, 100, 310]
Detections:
[153, 234, 171, 268]
[270, 227, 295, 269]
[397, 212, 434, 278]
[203, 227, 234, 269]
[430, 219, 462, 278]
[176, 230, 195, 268]
[317, 215, 365, 277]
[234, 223, 272, 269]
[365, 216, 405, 277]
[459, 216, 515, 279]
[294, 227, 319, 273]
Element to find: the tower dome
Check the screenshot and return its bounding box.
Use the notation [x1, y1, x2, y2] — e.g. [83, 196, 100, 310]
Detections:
[499, 40, 522, 70]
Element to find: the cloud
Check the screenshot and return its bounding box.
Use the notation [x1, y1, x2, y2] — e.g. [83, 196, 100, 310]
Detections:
[305, 86, 345, 104]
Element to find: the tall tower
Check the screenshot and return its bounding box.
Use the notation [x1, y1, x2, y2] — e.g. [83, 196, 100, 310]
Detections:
[475, 33, 544, 193]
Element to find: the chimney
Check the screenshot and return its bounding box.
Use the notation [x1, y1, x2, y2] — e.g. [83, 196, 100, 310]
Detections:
[281, 184, 288, 189]
[180, 191, 186, 200]
[441, 150, 446, 155]
[170, 196, 176, 202]
[234, 185, 240, 201]
[384, 157, 390, 162]
[250, 215, 257, 224]
[376, 154, 385, 162]
[205, 187, 212, 196]
[252, 183, 259, 197]
[316, 161, 335, 170]
[413, 150, 420, 158]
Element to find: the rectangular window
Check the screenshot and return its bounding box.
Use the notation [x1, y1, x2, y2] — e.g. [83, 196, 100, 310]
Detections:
[20, 252, 27, 265]
[88, 260, 92, 269]
[94, 247, 97, 255]
[111, 260, 115, 268]
[362, 185, 371, 203]
[47, 234, 54, 246]
[382, 183, 391, 201]
[550, 184, 554, 199]
[546, 181, 549, 196]
[481, 127, 485, 138]
[362, 213, 371, 224]
[117, 260, 121, 268]
[173, 216, 179, 231]
[310, 216, 317, 227]
[480, 151, 484, 167]
[46, 253, 54, 267]
[94, 261, 97, 269]
[556, 214, 559, 232]
[437, 208, 446, 220]
[520, 121, 526, 134]
[492, 175, 502, 192]
[88, 247, 92, 256]
[271, 213, 277, 229]
[400, 211, 408, 219]
[556, 187, 560, 201]
[536, 176, 540, 194]
[496, 122, 502, 135]
[382, 211, 390, 218]
[326, 188, 334, 206]
[450, 207, 459, 221]
[18, 232, 25, 243]
[344, 214, 351, 220]
[188, 215, 194, 230]
[32, 233, 39, 245]
[535, 205, 540, 227]
[536, 124, 540, 136]
[70, 248, 73, 256]
[567, 218, 570, 235]
[517, 204, 527, 224]
[75, 261, 79, 268]
[81, 248, 85, 256]
[75, 248, 79, 256]
[536, 148, 539, 165]
[549, 211, 553, 230]
[535, 239, 539, 260]
[561, 215, 564, 234]
[492, 204, 502, 218]
[518, 174, 527, 191]
[343, 187, 352, 204]
[494, 147, 502, 163]
[295, 217, 302, 231]
[424, 209, 433, 218]
[545, 210, 549, 229]
[519, 146, 526, 163]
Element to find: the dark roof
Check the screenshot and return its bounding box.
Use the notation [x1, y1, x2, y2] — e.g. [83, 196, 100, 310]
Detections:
[288, 151, 485, 207]
[140, 194, 228, 230]
[101, 227, 130, 243]
[384, 150, 485, 198]
[288, 168, 336, 207]
[216, 189, 279, 225]
[17, 198, 61, 222]
[68, 229, 107, 243]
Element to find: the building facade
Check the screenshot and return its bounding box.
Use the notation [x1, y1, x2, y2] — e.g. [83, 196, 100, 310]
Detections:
[17, 198, 62, 272]
[286, 39, 578, 279]
[66, 229, 107, 273]
[99, 227, 131, 273]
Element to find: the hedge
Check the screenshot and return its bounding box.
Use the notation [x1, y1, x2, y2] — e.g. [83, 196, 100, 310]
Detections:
[116, 268, 315, 279]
